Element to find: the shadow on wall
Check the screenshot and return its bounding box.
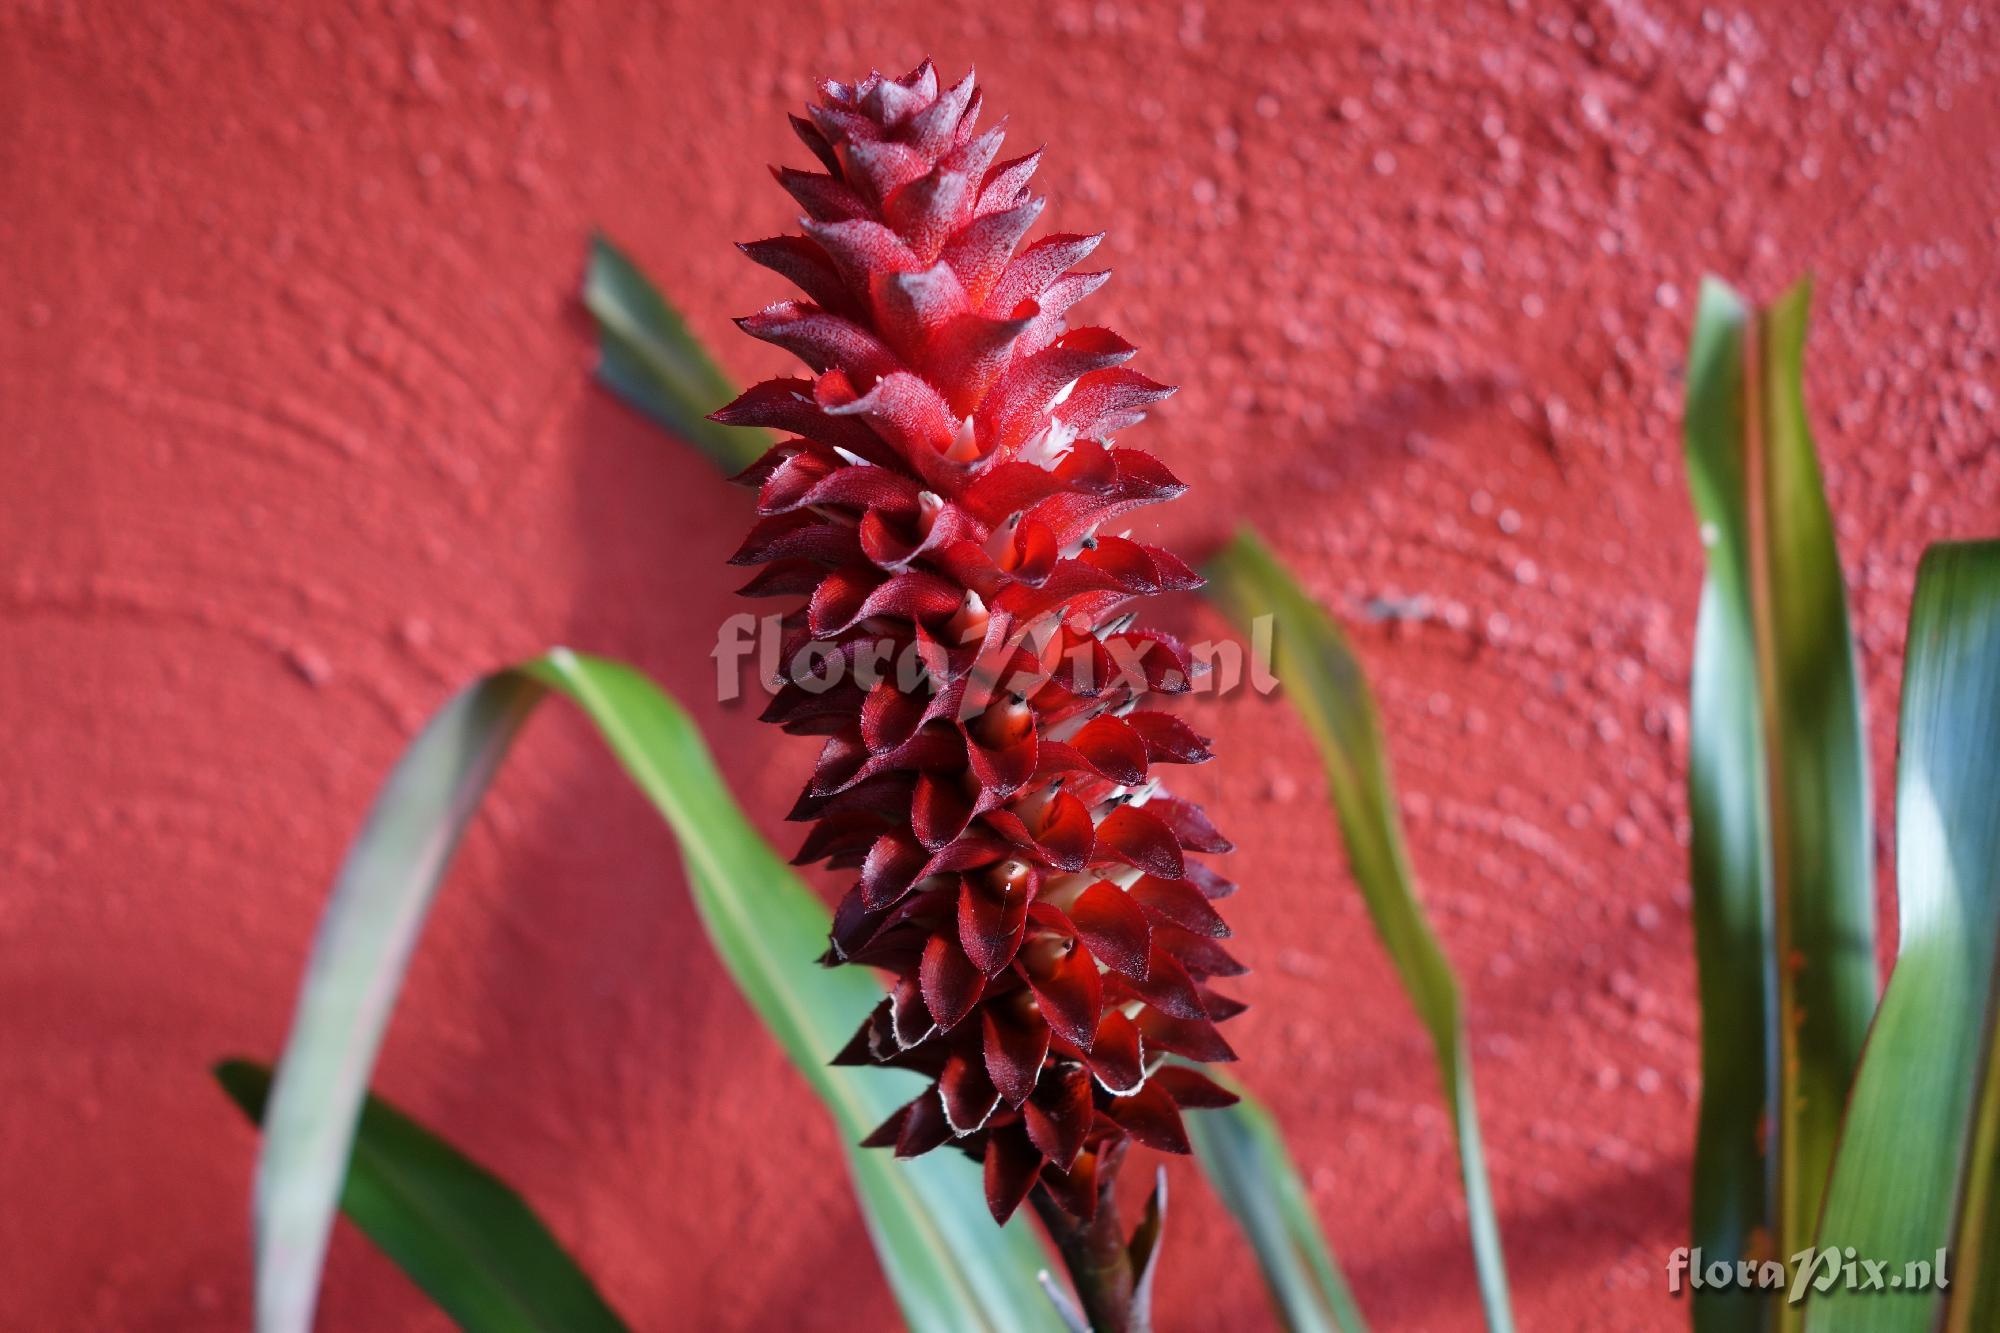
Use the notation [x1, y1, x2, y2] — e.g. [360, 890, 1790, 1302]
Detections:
[421, 342, 891, 1326]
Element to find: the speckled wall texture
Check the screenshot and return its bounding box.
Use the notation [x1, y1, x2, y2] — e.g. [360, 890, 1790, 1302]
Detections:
[4, 1, 1997, 1328]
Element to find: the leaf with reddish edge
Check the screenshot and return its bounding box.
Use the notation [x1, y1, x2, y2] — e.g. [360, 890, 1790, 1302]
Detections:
[1806, 543, 2000, 1333]
[788, 112, 841, 173]
[1105, 1080, 1191, 1154]
[980, 326, 1137, 445]
[1080, 629, 1171, 693]
[914, 839, 1010, 886]
[802, 216, 922, 296]
[927, 307, 1038, 415]
[1067, 881, 1152, 979]
[712, 377, 901, 470]
[799, 463, 926, 521]
[754, 444, 841, 513]
[1680, 280, 1878, 1333]
[982, 1000, 1053, 1107]
[1091, 805, 1185, 879]
[922, 932, 987, 1030]
[738, 561, 831, 600]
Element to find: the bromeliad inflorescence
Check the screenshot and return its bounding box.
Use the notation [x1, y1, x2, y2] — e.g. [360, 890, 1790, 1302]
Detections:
[714, 59, 1244, 1262]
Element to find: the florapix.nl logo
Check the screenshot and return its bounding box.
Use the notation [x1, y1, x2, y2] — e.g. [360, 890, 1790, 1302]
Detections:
[711, 604, 1280, 716]
[1668, 1246, 1951, 1304]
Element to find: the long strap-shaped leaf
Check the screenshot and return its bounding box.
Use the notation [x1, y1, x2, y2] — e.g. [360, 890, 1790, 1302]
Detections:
[582, 233, 770, 472]
[1204, 530, 1514, 1333]
[1177, 1064, 1368, 1333]
[1683, 277, 1878, 1331]
[1804, 542, 2000, 1330]
[253, 649, 1063, 1333]
[220, 1060, 631, 1332]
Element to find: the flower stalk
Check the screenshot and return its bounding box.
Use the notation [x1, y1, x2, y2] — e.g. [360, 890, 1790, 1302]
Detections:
[1031, 1139, 1138, 1331]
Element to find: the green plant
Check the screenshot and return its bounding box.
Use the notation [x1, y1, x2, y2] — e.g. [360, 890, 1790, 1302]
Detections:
[1684, 276, 2000, 1331]
[217, 102, 2000, 1333]
[228, 212, 1505, 1329]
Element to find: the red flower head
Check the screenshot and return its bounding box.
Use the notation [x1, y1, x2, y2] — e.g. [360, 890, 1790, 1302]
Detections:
[715, 60, 1242, 1227]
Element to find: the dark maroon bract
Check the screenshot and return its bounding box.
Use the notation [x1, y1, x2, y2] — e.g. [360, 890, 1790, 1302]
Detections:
[715, 60, 1243, 1229]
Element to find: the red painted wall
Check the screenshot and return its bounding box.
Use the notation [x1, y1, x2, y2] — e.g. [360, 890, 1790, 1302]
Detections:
[5, 2, 1997, 1328]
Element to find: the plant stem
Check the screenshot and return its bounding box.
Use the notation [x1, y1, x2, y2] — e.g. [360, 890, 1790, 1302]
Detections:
[1031, 1140, 1141, 1333]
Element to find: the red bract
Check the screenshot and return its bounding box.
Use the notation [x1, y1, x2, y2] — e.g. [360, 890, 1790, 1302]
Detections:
[717, 60, 1241, 1226]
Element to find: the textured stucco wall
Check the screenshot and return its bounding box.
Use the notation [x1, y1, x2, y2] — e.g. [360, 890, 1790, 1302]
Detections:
[4, 1, 1998, 1328]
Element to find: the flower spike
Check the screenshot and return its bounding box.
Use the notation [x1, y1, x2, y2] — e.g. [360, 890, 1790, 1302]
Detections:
[716, 61, 1239, 1229]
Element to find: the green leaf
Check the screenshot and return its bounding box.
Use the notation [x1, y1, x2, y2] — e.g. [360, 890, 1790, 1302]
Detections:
[216, 1060, 630, 1333]
[1203, 530, 1513, 1333]
[1181, 1066, 1368, 1333]
[1804, 541, 2000, 1331]
[1683, 276, 1878, 1330]
[582, 233, 769, 472]
[250, 649, 1064, 1333]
